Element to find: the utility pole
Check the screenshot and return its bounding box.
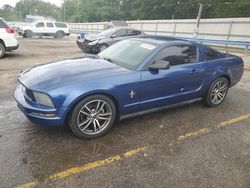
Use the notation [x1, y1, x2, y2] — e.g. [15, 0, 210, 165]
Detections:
[194, 3, 203, 38]
[29, 0, 31, 15]
[19, 3, 22, 21]
[63, 0, 66, 22]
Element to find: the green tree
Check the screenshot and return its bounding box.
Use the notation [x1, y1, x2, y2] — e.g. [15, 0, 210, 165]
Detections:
[1, 0, 250, 22]
[0, 4, 19, 21]
[15, 0, 61, 21]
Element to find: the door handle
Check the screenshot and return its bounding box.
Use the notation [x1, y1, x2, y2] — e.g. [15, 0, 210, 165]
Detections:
[190, 69, 197, 74]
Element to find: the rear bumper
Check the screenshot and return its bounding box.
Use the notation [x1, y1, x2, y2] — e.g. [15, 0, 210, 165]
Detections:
[6, 44, 19, 51]
[13, 84, 67, 127]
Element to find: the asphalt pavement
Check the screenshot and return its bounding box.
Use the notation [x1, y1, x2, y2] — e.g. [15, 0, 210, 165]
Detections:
[0, 36, 250, 188]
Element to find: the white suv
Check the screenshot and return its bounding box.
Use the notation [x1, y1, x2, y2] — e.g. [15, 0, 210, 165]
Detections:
[0, 18, 19, 58]
[19, 21, 70, 38]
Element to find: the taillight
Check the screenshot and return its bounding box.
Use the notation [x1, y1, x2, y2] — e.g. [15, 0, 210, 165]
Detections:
[6, 27, 14, 33]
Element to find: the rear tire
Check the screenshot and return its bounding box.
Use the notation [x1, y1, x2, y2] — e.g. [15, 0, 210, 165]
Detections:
[54, 31, 64, 39]
[69, 95, 117, 139]
[0, 43, 6, 58]
[203, 77, 229, 107]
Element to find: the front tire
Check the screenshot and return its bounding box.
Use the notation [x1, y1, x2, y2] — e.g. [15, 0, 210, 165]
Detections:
[203, 77, 229, 107]
[24, 30, 33, 38]
[69, 95, 117, 139]
[97, 43, 108, 53]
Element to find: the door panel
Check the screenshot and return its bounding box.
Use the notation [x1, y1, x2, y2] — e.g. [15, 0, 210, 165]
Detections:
[140, 45, 204, 111]
[45, 22, 56, 35]
[140, 64, 203, 110]
[34, 22, 45, 34]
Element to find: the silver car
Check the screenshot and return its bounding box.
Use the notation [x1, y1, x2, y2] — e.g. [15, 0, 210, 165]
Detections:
[76, 27, 145, 53]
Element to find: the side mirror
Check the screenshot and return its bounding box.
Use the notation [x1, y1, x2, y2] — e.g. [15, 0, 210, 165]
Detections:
[111, 34, 116, 38]
[148, 60, 170, 70]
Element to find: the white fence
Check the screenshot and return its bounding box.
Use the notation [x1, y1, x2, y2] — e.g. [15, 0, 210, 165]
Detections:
[9, 17, 250, 43]
[68, 18, 250, 42]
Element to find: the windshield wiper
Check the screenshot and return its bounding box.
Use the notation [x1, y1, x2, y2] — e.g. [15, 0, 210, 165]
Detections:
[102, 57, 113, 63]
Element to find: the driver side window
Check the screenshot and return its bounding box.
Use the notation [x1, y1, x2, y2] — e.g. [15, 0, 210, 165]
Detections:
[144, 45, 197, 70]
[156, 45, 197, 66]
[36, 22, 44, 28]
[114, 29, 127, 37]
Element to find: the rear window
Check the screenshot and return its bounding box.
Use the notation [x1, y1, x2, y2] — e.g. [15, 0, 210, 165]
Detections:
[205, 47, 221, 61]
[55, 22, 67, 28]
[0, 19, 9, 28]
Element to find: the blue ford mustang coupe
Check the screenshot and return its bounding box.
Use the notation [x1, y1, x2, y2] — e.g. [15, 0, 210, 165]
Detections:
[14, 38, 244, 139]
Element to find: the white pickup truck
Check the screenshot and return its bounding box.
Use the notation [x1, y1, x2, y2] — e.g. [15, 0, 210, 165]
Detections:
[19, 21, 70, 38]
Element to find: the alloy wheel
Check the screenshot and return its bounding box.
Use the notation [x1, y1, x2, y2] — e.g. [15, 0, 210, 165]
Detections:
[77, 99, 112, 135]
[210, 80, 228, 105]
[99, 45, 108, 52]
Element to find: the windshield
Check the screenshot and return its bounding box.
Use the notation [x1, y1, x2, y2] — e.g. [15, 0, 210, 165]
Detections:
[98, 28, 118, 37]
[98, 39, 157, 70]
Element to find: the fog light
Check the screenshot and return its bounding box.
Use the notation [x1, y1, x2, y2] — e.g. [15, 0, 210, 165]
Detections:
[31, 112, 56, 117]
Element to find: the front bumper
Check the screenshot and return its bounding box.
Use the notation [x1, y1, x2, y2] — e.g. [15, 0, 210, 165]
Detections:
[13, 84, 67, 126]
[76, 39, 97, 53]
[18, 30, 24, 36]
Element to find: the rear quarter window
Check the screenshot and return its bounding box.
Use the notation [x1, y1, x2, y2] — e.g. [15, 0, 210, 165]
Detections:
[55, 23, 67, 28]
[205, 47, 221, 61]
[128, 29, 141, 36]
[0, 19, 9, 28]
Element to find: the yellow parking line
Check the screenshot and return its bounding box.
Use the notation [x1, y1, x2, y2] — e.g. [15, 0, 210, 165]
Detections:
[16, 182, 38, 188]
[216, 113, 250, 128]
[47, 155, 121, 181]
[16, 146, 147, 188]
[177, 113, 250, 141]
[177, 128, 210, 141]
[124, 146, 147, 157]
[16, 113, 250, 188]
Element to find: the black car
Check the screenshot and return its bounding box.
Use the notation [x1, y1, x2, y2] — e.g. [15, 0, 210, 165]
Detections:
[76, 27, 145, 53]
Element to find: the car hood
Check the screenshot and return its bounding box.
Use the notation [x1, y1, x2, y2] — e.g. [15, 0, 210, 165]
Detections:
[85, 33, 106, 41]
[18, 57, 129, 92]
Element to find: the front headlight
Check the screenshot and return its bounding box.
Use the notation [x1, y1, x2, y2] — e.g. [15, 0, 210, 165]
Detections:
[89, 39, 100, 45]
[33, 91, 54, 108]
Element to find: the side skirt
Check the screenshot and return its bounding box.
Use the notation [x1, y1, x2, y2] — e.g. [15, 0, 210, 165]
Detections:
[120, 98, 202, 120]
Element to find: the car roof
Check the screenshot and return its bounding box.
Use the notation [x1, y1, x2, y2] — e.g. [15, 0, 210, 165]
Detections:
[110, 27, 128, 30]
[108, 27, 143, 31]
[131, 36, 194, 46]
[33, 20, 66, 23]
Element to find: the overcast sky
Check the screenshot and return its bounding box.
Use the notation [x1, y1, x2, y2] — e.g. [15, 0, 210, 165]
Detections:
[0, 0, 63, 8]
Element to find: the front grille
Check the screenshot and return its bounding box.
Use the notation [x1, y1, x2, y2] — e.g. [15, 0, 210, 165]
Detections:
[83, 39, 91, 45]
